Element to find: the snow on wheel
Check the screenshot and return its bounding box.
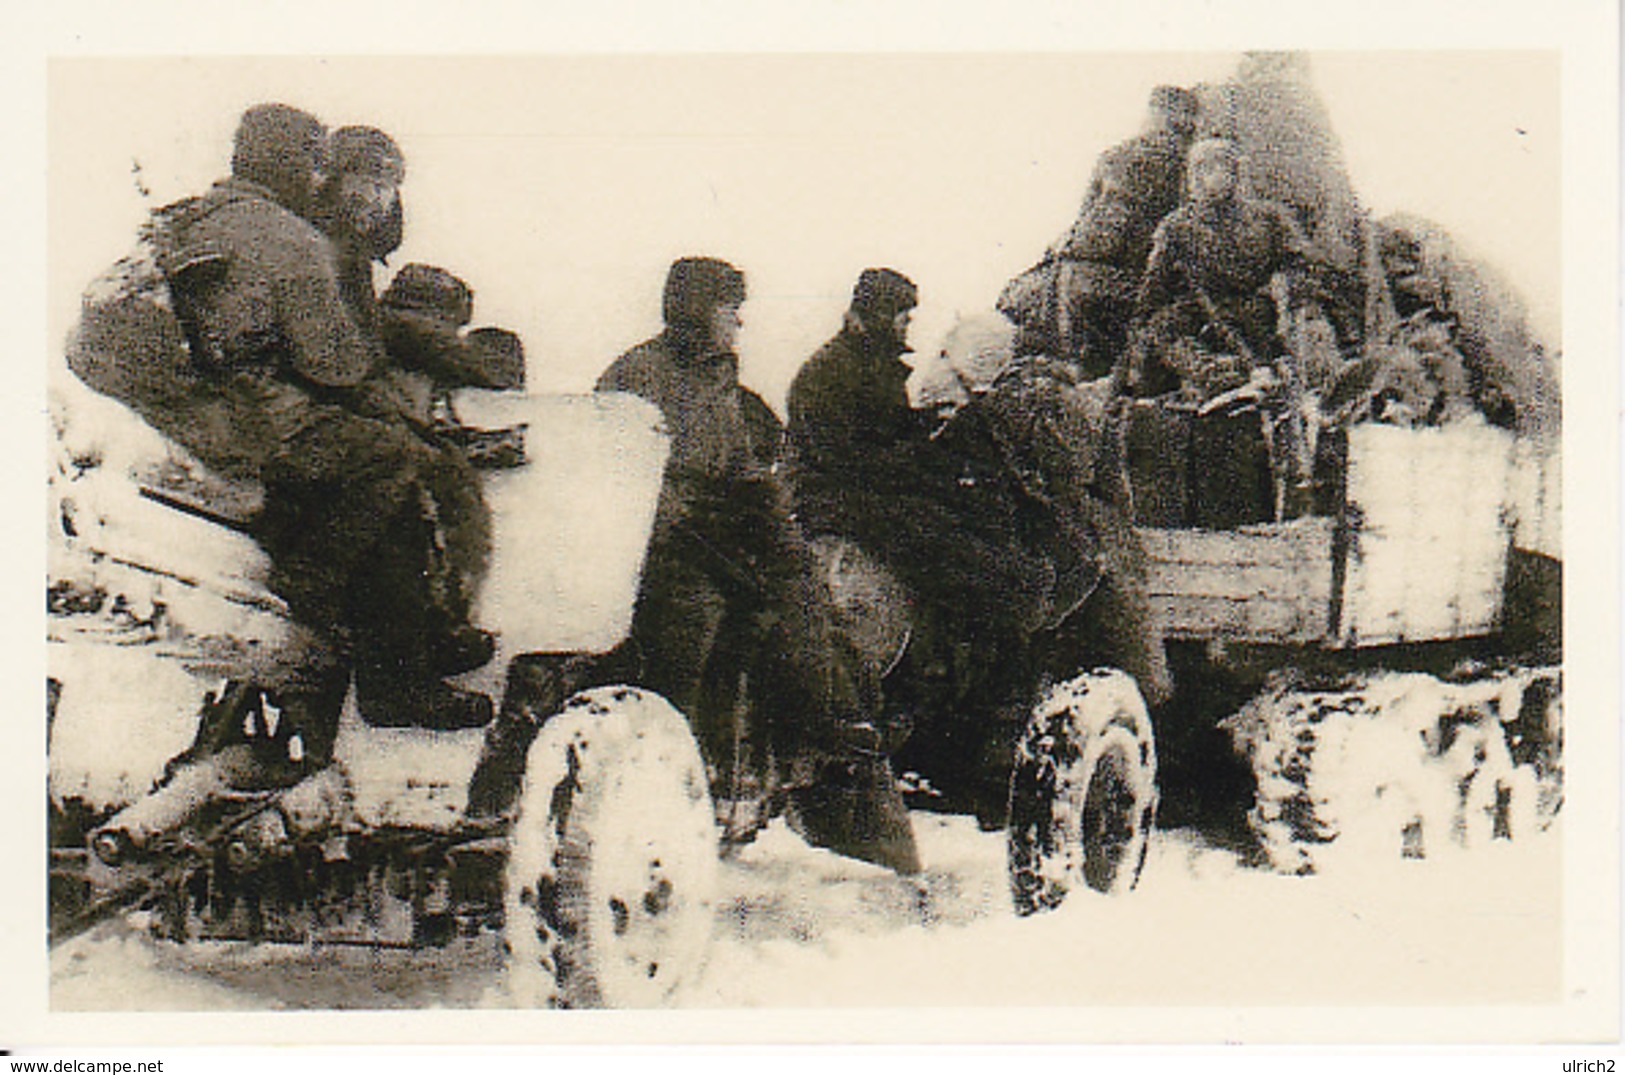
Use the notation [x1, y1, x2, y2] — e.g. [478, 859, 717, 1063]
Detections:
[1225, 668, 1563, 873]
[1503, 667, 1563, 828]
[503, 686, 718, 1009]
[1007, 669, 1157, 916]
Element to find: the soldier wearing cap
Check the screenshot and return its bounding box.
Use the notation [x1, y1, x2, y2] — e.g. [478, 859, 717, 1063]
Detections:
[312, 125, 406, 341]
[595, 259, 810, 733]
[297, 126, 534, 730]
[786, 268, 933, 539]
[1130, 137, 1312, 399]
[598, 257, 781, 534]
[1125, 137, 1315, 528]
[787, 273, 1007, 659]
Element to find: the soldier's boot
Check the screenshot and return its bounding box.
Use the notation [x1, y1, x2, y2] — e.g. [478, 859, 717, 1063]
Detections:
[421, 539, 496, 679]
[787, 721, 922, 876]
[416, 481, 499, 680]
[348, 515, 496, 732]
[428, 621, 497, 678]
[465, 652, 600, 817]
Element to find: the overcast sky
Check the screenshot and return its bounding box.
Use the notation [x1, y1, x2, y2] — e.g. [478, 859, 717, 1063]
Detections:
[50, 52, 1558, 408]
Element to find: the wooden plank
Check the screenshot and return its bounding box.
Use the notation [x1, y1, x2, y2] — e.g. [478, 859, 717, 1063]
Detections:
[1138, 518, 1334, 567]
[1151, 594, 1328, 643]
[1147, 560, 1332, 603]
[1138, 517, 1336, 643]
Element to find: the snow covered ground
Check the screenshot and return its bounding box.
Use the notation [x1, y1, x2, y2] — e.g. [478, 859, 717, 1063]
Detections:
[50, 813, 1562, 1012]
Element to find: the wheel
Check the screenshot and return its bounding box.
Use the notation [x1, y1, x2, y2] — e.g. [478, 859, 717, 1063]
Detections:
[503, 686, 718, 1008]
[1007, 669, 1157, 916]
[1228, 668, 1563, 874]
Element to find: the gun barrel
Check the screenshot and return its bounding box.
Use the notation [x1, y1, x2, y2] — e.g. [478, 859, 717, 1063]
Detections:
[90, 757, 229, 865]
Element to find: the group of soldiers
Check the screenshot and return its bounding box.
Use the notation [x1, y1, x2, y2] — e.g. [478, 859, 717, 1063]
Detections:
[71, 104, 524, 781]
[579, 256, 1173, 863]
[70, 86, 1363, 870]
[1002, 83, 1315, 404]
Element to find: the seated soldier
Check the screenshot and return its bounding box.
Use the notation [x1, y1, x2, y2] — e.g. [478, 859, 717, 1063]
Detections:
[368, 263, 526, 639]
[1125, 138, 1315, 526]
[118, 104, 491, 784]
[786, 269, 1000, 627]
[1000, 86, 1199, 376]
[275, 124, 522, 730]
[1128, 137, 1312, 400]
[845, 314, 1171, 821]
[787, 268, 934, 541]
[790, 274, 1092, 651]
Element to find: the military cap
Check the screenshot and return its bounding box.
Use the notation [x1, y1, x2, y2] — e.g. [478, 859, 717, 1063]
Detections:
[381, 263, 474, 327]
[231, 103, 326, 205]
[328, 125, 406, 183]
[849, 267, 919, 323]
[1149, 85, 1199, 122]
[662, 257, 747, 327]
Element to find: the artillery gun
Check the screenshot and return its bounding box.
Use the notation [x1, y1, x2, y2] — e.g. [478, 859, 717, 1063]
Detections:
[47, 363, 1159, 1007]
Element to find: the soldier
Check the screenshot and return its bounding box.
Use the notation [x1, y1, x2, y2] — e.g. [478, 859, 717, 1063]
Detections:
[310, 125, 405, 342]
[1000, 86, 1199, 375]
[302, 126, 526, 727]
[930, 315, 1172, 707]
[1125, 137, 1317, 526]
[598, 257, 782, 542]
[1129, 137, 1312, 400]
[788, 270, 1047, 647]
[786, 268, 933, 543]
[157, 105, 491, 781]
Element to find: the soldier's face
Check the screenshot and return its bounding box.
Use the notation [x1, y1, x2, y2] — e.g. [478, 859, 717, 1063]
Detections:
[1166, 103, 1198, 139]
[338, 173, 404, 252]
[1190, 153, 1237, 206]
[710, 302, 743, 353]
[891, 308, 913, 345]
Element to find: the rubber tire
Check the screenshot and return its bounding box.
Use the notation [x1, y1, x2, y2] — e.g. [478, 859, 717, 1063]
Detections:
[504, 686, 718, 1009]
[1007, 669, 1157, 916]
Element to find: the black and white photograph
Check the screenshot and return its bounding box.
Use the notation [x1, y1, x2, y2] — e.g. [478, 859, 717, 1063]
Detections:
[8, 1, 1620, 1056]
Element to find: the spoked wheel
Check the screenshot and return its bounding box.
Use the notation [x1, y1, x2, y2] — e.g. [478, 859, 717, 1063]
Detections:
[1007, 669, 1157, 916]
[503, 686, 718, 1009]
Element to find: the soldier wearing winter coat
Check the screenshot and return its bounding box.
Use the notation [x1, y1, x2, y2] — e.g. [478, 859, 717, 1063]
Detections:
[159, 106, 493, 770]
[597, 258, 783, 541]
[1128, 137, 1313, 400]
[787, 270, 1048, 646]
[928, 315, 1172, 708]
[1121, 137, 1318, 528]
[294, 125, 517, 730]
[786, 268, 934, 542]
